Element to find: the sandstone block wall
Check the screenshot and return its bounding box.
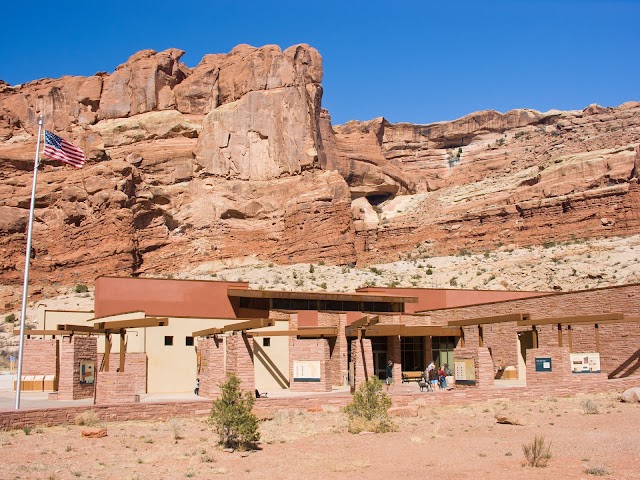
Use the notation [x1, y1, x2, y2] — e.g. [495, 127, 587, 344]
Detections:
[95, 371, 137, 404]
[198, 336, 225, 397]
[20, 339, 58, 376]
[226, 334, 255, 392]
[58, 336, 97, 400]
[97, 352, 147, 394]
[431, 284, 640, 379]
[289, 338, 332, 392]
[318, 312, 347, 387]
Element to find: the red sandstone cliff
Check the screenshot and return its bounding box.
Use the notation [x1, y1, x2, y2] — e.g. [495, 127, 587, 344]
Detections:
[0, 45, 639, 308]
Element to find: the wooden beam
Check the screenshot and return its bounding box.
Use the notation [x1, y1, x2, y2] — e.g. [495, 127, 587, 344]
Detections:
[517, 313, 624, 326]
[104, 333, 111, 372]
[567, 325, 573, 353]
[363, 324, 407, 336]
[448, 313, 530, 327]
[96, 317, 169, 330]
[345, 315, 379, 337]
[478, 325, 484, 347]
[13, 329, 88, 336]
[246, 327, 338, 337]
[557, 324, 563, 347]
[57, 324, 107, 334]
[595, 324, 600, 353]
[396, 326, 462, 337]
[192, 327, 223, 337]
[119, 329, 126, 373]
[222, 318, 274, 332]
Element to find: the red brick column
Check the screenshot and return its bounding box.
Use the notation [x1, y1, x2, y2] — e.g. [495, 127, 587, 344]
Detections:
[351, 337, 373, 388]
[319, 312, 345, 387]
[95, 372, 137, 404]
[198, 336, 225, 397]
[58, 336, 97, 400]
[226, 334, 255, 392]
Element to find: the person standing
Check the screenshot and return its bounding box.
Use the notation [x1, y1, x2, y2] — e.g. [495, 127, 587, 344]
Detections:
[385, 360, 393, 391]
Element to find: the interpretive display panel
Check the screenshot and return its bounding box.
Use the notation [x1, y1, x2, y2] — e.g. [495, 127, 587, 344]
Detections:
[79, 360, 95, 384]
[293, 361, 321, 382]
[570, 353, 601, 373]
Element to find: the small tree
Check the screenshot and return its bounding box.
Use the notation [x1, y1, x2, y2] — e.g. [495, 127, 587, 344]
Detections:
[209, 374, 260, 449]
[344, 377, 395, 433]
[74, 284, 89, 293]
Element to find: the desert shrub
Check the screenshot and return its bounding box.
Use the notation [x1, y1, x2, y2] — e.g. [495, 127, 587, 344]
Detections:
[74, 284, 88, 294]
[308, 264, 315, 273]
[585, 466, 609, 476]
[209, 374, 259, 449]
[319, 282, 327, 290]
[344, 377, 394, 434]
[522, 434, 552, 467]
[168, 418, 182, 442]
[4, 313, 16, 323]
[581, 398, 599, 415]
[74, 410, 100, 426]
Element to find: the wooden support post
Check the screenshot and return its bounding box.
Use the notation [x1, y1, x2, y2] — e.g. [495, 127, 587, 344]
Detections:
[567, 325, 573, 353]
[557, 323, 563, 347]
[594, 324, 600, 353]
[532, 326, 539, 349]
[104, 331, 111, 372]
[478, 325, 484, 347]
[119, 329, 126, 373]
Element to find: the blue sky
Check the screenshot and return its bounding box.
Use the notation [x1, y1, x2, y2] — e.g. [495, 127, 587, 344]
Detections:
[2, 0, 638, 125]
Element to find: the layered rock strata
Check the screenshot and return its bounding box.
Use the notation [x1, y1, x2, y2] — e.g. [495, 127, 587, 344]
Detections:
[0, 44, 639, 311]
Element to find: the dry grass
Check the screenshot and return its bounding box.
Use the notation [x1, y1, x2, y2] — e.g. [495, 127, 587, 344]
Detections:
[522, 434, 552, 467]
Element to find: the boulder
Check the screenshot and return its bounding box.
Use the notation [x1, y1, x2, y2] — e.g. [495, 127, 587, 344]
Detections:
[81, 427, 107, 438]
[620, 387, 640, 403]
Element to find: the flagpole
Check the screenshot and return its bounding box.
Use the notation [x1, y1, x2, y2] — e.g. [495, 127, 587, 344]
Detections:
[15, 115, 44, 410]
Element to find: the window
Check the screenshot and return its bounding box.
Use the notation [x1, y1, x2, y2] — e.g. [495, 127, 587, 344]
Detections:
[164, 336, 174, 346]
[263, 338, 271, 347]
[432, 336, 456, 369]
[185, 336, 194, 346]
[401, 336, 425, 372]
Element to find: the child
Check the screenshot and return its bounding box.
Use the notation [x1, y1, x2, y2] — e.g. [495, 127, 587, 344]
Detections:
[194, 378, 200, 396]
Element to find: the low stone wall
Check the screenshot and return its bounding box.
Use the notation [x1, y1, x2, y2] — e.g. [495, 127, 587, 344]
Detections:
[1, 376, 637, 431]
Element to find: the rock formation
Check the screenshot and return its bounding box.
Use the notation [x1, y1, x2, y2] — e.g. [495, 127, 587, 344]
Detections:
[0, 44, 639, 310]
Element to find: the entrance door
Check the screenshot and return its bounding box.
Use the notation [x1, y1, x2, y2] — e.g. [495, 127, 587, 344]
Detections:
[371, 338, 388, 379]
[517, 331, 535, 381]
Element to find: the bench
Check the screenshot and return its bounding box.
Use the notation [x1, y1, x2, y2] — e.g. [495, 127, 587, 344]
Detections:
[401, 371, 424, 383]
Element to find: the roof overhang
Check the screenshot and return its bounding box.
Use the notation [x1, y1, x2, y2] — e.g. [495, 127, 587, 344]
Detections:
[227, 287, 418, 304]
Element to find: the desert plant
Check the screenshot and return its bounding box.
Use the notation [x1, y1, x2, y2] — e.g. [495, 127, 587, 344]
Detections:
[308, 264, 315, 273]
[344, 377, 394, 434]
[168, 418, 183, 442]
[74, 284, 88, 293]
[209, 374, 260, 449]
[4, 313, 16, 323]
[74, 410, 100, 426]
[585, 466, 610, 476]
[522, 434, 552, 467]
[581, 398, 599, 415]
[22, 425, 31, 435]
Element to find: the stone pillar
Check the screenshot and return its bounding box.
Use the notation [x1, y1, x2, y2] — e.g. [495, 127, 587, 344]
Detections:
[290, 338, 332, 392]
[477, 346, 495, 388]
[351, 337, 373, 388]
[226, 334, 255, 392]
[198, 336, 225, 398]
[58, 336, 97, 400]
[388, 335, 402, 381]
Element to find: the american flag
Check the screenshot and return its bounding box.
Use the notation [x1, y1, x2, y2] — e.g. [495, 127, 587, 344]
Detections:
[43, 130, 86, 168]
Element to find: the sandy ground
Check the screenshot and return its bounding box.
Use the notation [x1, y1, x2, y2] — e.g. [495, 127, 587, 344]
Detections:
[0, 391, 638, 480]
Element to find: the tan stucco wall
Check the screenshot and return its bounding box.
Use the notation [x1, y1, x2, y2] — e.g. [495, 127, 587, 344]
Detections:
[252, 320, 290, 392]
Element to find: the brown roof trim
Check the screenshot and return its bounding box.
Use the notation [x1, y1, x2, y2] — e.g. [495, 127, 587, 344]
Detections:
[227, 287, 418, 303]
[414, 283, 640, 313]
[96, 275, 250, 287]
